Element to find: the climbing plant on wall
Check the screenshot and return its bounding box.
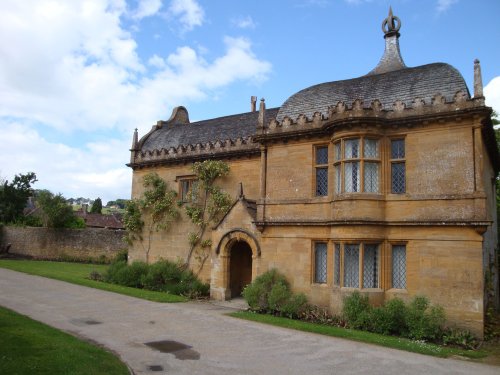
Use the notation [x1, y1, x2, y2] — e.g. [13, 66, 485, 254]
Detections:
[123, 172, 179, 263]
[183, 160, 232, 272]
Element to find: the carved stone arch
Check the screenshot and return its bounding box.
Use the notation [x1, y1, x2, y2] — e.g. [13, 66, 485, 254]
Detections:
[216, 229, 261, 258]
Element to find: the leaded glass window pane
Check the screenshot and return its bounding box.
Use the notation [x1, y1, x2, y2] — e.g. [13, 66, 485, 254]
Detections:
[315, 243, 327, 283]
[391, 139, 405, 159]
[316, 167, 328, 196]
[364, 139, 379, 158]
[344, 139, 359, 159]
[391, 162, 406, 194]
[364, 162, 379, 193]
[334, 142, 341, 161]
[344, 244, 359, 288]
[335, 165, 341, 194]
[363, 245, 379, 288]
[344, 162, 360, 192]
[392, 245, 407, 289]
[316, 146, 328, 165]
[334, 244, 341, 286]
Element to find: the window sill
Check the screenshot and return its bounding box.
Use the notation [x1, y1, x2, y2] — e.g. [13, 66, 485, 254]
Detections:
[386, 288, 408, 294]
[334, 193, 384, 201]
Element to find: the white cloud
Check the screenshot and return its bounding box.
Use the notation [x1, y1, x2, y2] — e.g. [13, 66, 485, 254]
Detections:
[485, 76, 500, 116]
[436, 0, 458, 13]
[231, 16, 256, 29]
[148, 54, 167, 69]
[0, 119, 131, 202]
[168, 0, 204, 32]
[0, 0, 271, 201]
[131, 0, 163, 20]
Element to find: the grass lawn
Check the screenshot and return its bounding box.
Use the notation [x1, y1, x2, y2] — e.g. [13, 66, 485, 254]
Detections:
[0, 306, 129, 375]
[229, 311, 488, 360]
[0, 259, 186, 303]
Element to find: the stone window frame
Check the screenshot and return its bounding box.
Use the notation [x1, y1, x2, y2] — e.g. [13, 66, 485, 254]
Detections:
[176, 174, 198, 203]
[313, 144, 329, 197]
[333, 241, 382, 290]
[311, 241, 330, 285]
[333, 137, 381, 195]
[389, 137, 406, 194]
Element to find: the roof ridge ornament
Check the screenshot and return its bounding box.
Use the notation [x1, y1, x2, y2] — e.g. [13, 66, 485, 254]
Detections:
[382, 6, 401, 37]
[367, 7, 406, 76]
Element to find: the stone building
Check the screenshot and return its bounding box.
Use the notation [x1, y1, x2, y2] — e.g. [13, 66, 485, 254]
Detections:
[127, 10, 499, 337]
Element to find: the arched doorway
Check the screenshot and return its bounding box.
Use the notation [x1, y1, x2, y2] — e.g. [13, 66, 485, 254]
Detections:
[229, 241, 253, 297]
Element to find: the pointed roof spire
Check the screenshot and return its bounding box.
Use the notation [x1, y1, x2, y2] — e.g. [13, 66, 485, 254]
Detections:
[367, 7, 406, 75]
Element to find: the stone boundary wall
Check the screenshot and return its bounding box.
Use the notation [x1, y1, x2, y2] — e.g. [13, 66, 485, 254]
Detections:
[0, 226, 126, 261]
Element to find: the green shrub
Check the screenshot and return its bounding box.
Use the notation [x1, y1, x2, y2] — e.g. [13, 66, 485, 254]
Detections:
[113, 249, 128, 263]
[94, 258, 209, 298]
[243, 269, 289, 311]
[342, 291, 372, 330]
[243, 269, 308, 317]
[405, 296, 445, 340]
[268, 280, 292, 311]
[371, 298, 407, 335]
[442, 328, 479, 349]
[141, 260, 183, 291]
[281, 293, 308, 319]
[105, 261, 148, 288]
[104, 261, 127, 284]
[117, 261, 148, 288]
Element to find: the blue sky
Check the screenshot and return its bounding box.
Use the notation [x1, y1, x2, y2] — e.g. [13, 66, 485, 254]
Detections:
[1, 0, 499, 203]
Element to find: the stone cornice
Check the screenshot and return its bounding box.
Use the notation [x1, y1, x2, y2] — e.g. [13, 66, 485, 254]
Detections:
[254, 93, 488, 142]
[253, 219, 492, 227]
[128, 136, 259, 169]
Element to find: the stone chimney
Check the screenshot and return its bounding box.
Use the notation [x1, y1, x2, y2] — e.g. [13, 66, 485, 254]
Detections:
[257, 98, 266, 129]
[251, 96, 257, 112]
[474, 59, 483, 98]
[82, 204, 88, 216]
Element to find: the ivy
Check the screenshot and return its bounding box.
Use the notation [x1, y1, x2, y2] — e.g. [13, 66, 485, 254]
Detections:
[123, 173, 179, 262]
[184, 160, 232, 271]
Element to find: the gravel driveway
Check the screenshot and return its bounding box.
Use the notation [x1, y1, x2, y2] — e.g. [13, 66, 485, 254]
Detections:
[0, 268, 497, 375]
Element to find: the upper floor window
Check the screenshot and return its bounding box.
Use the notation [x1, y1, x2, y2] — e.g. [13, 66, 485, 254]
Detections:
[391, 139, 406, 194]
[334, 138, 380, 194]
[315, 145, 329, 196]
[179, 177, 198, 202]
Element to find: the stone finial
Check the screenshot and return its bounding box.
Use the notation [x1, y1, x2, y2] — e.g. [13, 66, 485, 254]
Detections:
[131, 128, 139, 150]
[251, 96, 257, 112]
[257, 98, 266, 128]
[474, 59, 484, 98]
[382, 6, 401, 37]
[367, 7, 406, 75]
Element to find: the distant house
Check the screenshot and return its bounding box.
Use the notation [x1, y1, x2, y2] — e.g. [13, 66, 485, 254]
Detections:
[76, 205, 124, 230]
[127, 10, 498, 337]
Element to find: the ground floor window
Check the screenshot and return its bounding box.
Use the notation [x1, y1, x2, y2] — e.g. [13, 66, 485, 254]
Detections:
[334, 242, 380, 289]
[314, 242, 327, 283]
[392, 244, 407, 289]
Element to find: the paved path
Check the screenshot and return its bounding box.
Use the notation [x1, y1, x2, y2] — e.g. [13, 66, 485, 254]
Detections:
[0, 268, 498, 375]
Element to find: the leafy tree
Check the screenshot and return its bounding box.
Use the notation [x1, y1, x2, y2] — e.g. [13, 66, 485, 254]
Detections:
[123, 173, 179, 263]
[492, 110, 499, 126]
[90, 197, 103, 214]
[36, 190, 84, 228]
[184, 160, 232, 270]
[0, 172, 37, 223]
